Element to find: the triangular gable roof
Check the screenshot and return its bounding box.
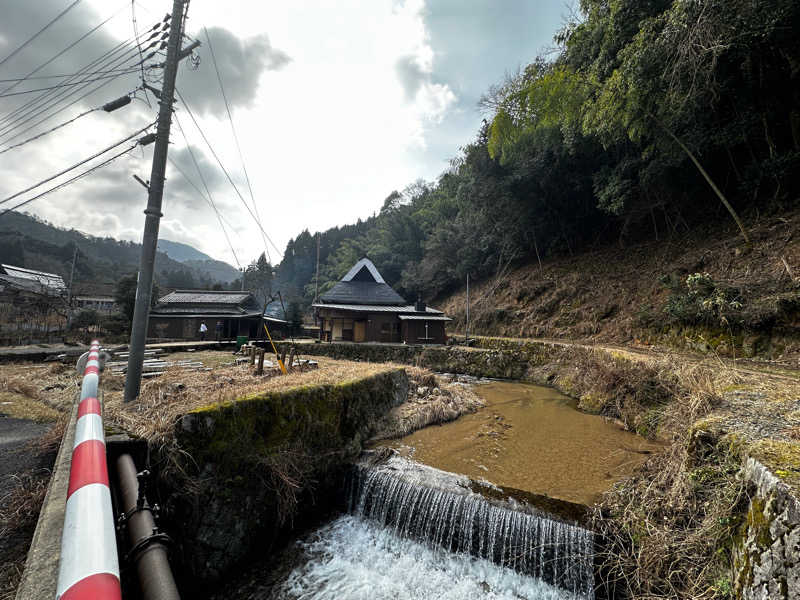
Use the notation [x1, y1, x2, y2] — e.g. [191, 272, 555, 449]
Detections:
[341, 258, 385, 283]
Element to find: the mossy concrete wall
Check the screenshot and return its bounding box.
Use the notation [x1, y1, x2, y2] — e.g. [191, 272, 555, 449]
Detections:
[733, 457, 800, 600]
[162, 368, 408, 591]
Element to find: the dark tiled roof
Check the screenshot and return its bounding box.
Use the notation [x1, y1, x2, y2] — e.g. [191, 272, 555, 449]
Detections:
[150, 305, 255, 316]
[320, 280, 406, 306]
[158, 290, 252, 304]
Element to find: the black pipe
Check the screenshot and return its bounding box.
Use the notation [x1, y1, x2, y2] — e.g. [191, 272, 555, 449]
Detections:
[116, 453, 181, 600]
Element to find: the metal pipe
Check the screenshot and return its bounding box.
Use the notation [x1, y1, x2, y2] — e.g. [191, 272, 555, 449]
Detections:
[115, 453, 180, 600]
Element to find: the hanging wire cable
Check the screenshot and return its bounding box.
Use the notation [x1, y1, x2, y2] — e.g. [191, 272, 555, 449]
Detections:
[131, 0, 152, 108]
[0, 0, 84, 71]
[0, 69, 140, 97]
[0, 107, 95, 154]
[0, 144, 136, 218]
[0, 35, 162, 145]
[0, 19, 164, 133]
[0, 1, 130, 96]
[0, 38, 139, 133]
[172, 113, 241, 269]
[175, 88, 283, 260]
[0, 121, 154, 207]
[0, 65, 146, 82]
[203, 25, 270, 261]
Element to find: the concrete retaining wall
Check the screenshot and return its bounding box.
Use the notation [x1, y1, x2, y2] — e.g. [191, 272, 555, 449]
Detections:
[734, 458, 800, 599]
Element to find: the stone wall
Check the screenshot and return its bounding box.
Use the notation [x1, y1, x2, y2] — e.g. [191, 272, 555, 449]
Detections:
[160, 368, 409, 591]
[734, 457, 800, 600]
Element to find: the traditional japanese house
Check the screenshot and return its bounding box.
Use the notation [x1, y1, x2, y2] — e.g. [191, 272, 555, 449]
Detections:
[147, 290, 288, 340]
[312, 258, 450, 344]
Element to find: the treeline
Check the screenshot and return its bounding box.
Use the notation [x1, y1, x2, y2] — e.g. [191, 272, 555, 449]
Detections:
[275, 0, 799, 305]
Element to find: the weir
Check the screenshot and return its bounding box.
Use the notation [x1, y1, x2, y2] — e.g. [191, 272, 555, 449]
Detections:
[347, 455, 595, 599]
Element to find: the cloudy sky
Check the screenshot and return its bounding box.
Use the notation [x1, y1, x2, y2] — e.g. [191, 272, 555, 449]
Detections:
[0, 0, 567, 266]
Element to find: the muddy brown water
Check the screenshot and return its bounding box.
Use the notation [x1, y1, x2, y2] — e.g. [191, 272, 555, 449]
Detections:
[385, 381, 663, 506]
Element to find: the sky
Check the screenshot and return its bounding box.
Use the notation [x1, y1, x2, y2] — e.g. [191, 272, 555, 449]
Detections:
[0, 0, 568, 267]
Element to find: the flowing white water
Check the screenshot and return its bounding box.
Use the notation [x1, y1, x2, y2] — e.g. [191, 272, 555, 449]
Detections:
[276, 515, 581, 600]
[347, 461, 595, 599]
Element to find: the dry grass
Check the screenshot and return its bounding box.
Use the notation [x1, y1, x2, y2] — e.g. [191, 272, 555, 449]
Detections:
[103, 356, 400, 446]
[372, 367, 484, 440]
[0, 421, 65, 600]
[0, 363, 77, 421]
[590, 358, 761, 599]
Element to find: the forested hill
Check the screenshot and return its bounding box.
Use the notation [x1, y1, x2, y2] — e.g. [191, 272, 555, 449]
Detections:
[275, 0, 799, 309]
[0, 211, 238, 288]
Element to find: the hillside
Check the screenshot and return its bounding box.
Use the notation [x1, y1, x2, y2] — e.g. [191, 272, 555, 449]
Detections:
[439, 210, 800, 362]
[0, 212, 238, 288]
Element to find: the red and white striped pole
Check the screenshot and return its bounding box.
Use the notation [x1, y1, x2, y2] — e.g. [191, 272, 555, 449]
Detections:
[56, 340, 121, 600]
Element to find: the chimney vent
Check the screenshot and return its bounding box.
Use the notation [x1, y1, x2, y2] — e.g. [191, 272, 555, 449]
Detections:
[415, 294, 426, 312]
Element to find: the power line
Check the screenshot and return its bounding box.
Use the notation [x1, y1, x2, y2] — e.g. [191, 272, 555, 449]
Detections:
[0, 144, 136, 218]
[0, 38, 162, 145]
[0, 121, 154, 207]
[0, 19, 165, 135]
[0, 107, 96, 154]
[0, 69, 140, 97]
[175, 87, 283, 260]
[0, 38, 139, 133]
[131, 0, 152, 109]
[0, 0, 84, 71]
[0, 65, 145, 82]
[0, 1, 130, 97]
[172, 113, 241, 269]
[203, 26, 270, 262]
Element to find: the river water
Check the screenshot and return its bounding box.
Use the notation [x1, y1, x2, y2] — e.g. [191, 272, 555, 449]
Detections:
[228, 381, 660, 599]
[271, 515, 582, 600]
[386, 380, 662, 505]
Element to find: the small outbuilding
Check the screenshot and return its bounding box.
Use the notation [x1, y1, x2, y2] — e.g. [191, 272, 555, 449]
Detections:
[312, 258, 450, 344]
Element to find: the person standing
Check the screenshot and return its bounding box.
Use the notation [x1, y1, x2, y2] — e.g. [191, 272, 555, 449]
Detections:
[199, 321, 208, 341]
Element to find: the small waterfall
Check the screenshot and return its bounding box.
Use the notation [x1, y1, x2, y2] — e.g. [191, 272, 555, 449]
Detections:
[348, 457, 595, 599]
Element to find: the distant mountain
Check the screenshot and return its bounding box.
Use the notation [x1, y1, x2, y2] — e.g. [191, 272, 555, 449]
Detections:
[157, 239, 213, 263]
[0, 211, 240, 288]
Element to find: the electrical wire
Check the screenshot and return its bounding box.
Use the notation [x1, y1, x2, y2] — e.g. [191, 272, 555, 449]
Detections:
[0, 69, 140, 97]
[0, 121, 154, 207]
[175, 88, 283, 260]
[0, 106, 96, 154]
[172, 113, 241, 269]
[0, 0, 84, 71]
[0, 37, 162, 145]
[0, 19, 165, 134]
[0, 38, 139, 133]
[0, 1, 130, 97]
[0, 65, 146, 82]
[203, 26, 270, 262]
[0, 144, 136, 218]
[131, 0, 152, 109]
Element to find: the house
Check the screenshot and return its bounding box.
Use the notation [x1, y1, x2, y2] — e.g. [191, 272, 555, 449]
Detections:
[73, 295, 117, 314]
[312, 258, 450, 344]
[0, 264, 68, 343]
[147, 290, 288, 340]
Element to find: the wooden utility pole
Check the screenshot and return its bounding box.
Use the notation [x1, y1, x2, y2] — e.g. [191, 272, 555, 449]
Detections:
[125, 0, 199, 402]
[465, 273, 470, 344]
[66, 244, 78, 328]
[314, 232, 320, 302]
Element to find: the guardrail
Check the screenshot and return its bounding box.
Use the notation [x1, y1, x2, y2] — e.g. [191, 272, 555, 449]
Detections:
[55, 340, 121, 600]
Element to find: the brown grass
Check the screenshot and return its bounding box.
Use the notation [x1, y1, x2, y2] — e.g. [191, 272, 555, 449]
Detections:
[103, 356, 400, 445]
[372, 367, 484, 440]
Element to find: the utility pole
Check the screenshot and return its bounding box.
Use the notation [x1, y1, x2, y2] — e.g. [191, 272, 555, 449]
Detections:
[66, 244, 78, 328]
[125, 0, 198, 402]
[314, 232, 320, 302]
[465, 273, 470, 344]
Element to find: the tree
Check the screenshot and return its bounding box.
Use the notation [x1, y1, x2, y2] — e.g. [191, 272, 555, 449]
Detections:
[115, 274, 159, 325]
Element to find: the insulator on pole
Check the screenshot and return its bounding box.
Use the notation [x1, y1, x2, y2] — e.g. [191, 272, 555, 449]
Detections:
[102, 95, 132, 112]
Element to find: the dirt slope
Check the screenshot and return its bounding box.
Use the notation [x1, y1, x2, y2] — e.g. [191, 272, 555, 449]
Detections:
[440, 210, 800, 362]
